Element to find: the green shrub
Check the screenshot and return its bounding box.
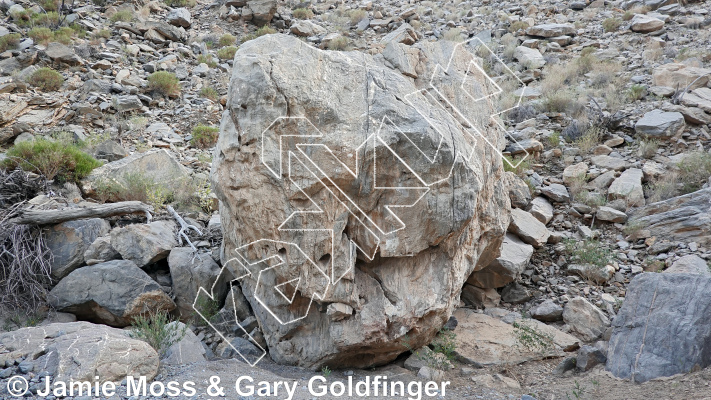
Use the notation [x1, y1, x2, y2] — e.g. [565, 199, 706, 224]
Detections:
[53, 26, 75, 44]
[292, 8, 314, 19]
[28, 27, 52, 44]
[95, 28, 112, 39]
[199, 86, 219, 101]
[0, 33, 21, 52]
[190, 125, 219, 148]
[165, 0, 197, 7]
[216, 46, 237, 60]
[2, 138, 101, 182]
[147, 71, 180, 97]
[563, 239, 612, 268]
[193, 296, 220, 326]
[602, 18, 622, 32]
[129, 310, 187, 358]
[509, 20, 529, 33]
[503, 155, 531, 177]
[245, 25, 276, 41]
[348, 9, 366, 25]
[28, 67, 64, 91]
[32, 11, 60, 27]
[627, 84, 646, 101]
[547, 131, 560, 147]
[196, 54, 217, 67]
[513, 320, 554, 353]
[38, 0, 59, 11]
[110, 9, 133, 23]
[218, 33, 236, 47]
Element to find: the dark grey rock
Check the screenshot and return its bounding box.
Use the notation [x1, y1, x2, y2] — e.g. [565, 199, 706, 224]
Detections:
[577, 345, 606, 371]
[530, 299, 563, 322]
[501, 282, 531, 304]
[552, 356, 577, 376]
[222, 337, 265, 364]
[48, 260, 176, 327]
[606, 273, 711, 382]
[44, 218, 110, 280]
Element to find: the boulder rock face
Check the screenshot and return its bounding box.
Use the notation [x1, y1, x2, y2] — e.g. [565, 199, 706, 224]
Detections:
[0, 322, 159, 383]
[45, 218, 110, 279]
[633, 188, 711, 247]
[111, 220, 178, 267]
[607, 273, 711, 383]
[168, 247, 231, 319]
[468, 233, 533, 288]
[563, 296, 610, 342]
[211, 35, 510, 368]
[48, 260, 176, 327]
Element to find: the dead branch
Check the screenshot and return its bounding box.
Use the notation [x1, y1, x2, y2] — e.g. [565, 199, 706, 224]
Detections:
[13, 201, 153, 225]
[167, 205, 202, 251]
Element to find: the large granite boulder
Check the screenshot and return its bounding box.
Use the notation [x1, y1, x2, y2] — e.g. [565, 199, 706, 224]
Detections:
[48, 260, 176, 327]
[168, 247, 231, 319]
[210, 35, 511, 368]
[607, 273, 711, 383]
[0, 322, 159, 383]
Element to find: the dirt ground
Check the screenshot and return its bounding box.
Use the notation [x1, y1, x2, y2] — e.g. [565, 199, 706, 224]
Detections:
[159, 356, 711, 400]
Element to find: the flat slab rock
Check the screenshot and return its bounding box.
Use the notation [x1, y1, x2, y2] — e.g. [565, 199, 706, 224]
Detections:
[452, 308, 578, 368]
[0, 322, 159, 383]
[607, 273, 711, 383]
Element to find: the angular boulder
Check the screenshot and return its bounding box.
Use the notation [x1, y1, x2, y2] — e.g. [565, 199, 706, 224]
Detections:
[665, 255, 710, 275]
[635, 110, 685, 138]
[162, 321, 206, 365]
[632, 188, 711, 247]
[467, 233, 533, 288]
[48, 260, 176, 327]
[652, 63, 711, 91]
[607, 168, 644, 207]
[44, 218, 110, 279]
[111, 220, 177, 267]
[508, 208, 550, 247]
[80, 149, 190, 198]
[607, 273, 711, 382]
[168, 247, 231, 319]
[513, 46, 545, 69]
[630, 14, 664, 33]
[526, 23, 576, 38]
[0, 322, 159, 383]
[211, 34, 510, 368]
[452, 308, 578, 367]
[563, 296, 610, 342]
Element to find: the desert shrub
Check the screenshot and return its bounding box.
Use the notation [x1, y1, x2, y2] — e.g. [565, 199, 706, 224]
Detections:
[196, 54, 217, 67]
[547, 131, 560, 147]
[193, 296, 220, 326]
[148, 71, 180, 97]
[638, 137, 658, 159]
[216, 45, 237, 60]
[563, 238, 612, 268]
[602, 18, 622, 32]
[576, 126, 603, 154]
[190, 125, 219, 148]
[348, 9, 367, 25]
[292, 7, 314, 19]
[245, 25, 276, 41]
[627, 84, 646, 101]
[0, 33, 21, 52]
[509, 20, 529, 32]
[503, 155, 531, 177]
[38, 0, 59, 11]
[218, 33, 236, 47]
[2, 138, 101, 182]
[110, 9, 133, 22]
[676, 152, 711, 194]
[129, 310, 187, 358]
[95, 28, 111, 39]
[28, 67, 64, 91]
[645, 173, 678, 203]
[199, 86, 219, 101]
[165, 0, 197, 7]
[327, 36, 349, 50]
[513, 320, 554, 353]
[53, 26, 75, 44]
[32, 11, 60, 27]
[443, 27, 464, 42]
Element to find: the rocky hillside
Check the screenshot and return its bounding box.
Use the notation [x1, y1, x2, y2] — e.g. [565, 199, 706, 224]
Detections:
[1, 0, 710, 398]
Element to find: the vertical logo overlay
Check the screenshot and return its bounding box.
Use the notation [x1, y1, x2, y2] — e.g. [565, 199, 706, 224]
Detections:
[196, 38, 531, 366]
